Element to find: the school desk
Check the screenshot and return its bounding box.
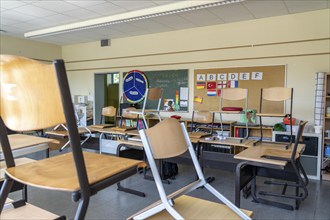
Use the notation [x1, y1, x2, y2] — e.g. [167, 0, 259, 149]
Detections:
[234, 142, 306, 210]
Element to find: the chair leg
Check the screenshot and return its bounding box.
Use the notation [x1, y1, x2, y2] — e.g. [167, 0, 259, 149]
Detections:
[0, 178, 14, 213]
[74, 196, 90, 220]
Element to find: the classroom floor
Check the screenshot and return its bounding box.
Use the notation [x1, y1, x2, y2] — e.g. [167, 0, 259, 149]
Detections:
[8, 150, 330, 220]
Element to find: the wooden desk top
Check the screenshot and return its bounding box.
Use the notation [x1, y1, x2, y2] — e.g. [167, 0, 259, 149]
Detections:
[234, 143, 305, 166]
[0, 134, 55, 152]
[199, 137, 255, 147]
[45, 127, 90, 137]
[5, 152, 144, 192]
[2, 199, 59, 219]
[116, 139, 143, 148]
[129, 195, 253, 219]
[89, 127, 140, 136]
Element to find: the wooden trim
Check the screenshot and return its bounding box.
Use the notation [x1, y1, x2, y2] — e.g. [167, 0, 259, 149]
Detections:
[66, 52, 330, 72]
[65, 37, 329, 64]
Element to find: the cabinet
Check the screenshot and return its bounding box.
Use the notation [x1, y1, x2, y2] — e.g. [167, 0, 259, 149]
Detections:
[323, 74, 330, 181]
[272, 131, 322, 180]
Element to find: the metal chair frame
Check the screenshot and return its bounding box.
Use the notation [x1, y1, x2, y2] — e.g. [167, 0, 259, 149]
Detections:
[135, 118, 251, 219]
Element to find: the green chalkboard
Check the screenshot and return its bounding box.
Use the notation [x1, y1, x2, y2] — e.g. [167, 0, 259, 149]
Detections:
[123, 69, 189, 112]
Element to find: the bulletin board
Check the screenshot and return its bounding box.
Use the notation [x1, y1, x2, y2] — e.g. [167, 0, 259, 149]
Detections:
[193, 65, 286, 113]
[123, 69, 189, 112]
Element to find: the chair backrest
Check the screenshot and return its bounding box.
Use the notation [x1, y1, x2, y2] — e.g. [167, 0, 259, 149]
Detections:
[220, 88, 248, 110]
[145, 118, 188, 159]
[192, 111, 213, 124]
[142, 87, 163, 111]
[291, 121, 307, 161]
[262, 87, 292, 101]
[102, 106, 116, 117]
[122, 107, 138, 119]
[191, 111, 214, 133]
[221, 88, 248, 101]
[260, 87, 293, 113]
[0, 55, 65, 131]
[0, 55, 90, 195]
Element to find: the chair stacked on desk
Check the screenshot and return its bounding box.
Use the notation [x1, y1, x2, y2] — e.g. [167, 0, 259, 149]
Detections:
[219, 88, 249, 143]
[189, 110, 214, 139]
[0, 55, 144, 219]
[129, 87, 163, 128]
[128, 118, 253, 220]
[254, 87, 294, 147]
[91, 106, 117, 129]
[235, 120, 309, 210]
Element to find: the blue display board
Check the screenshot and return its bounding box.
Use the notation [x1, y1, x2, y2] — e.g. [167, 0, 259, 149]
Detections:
[123, 70, 148, 103]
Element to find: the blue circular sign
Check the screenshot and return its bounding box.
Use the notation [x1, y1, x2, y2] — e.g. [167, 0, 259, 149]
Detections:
[123, 70, 148, 103]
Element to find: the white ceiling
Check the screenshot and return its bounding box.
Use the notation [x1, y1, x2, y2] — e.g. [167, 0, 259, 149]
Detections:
[0, 0, 329, 45]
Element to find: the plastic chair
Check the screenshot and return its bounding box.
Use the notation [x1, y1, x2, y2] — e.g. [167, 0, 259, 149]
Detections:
[129, 118, 253, 219]
[0, 55, 143, 219]
[219, 88, 249, 142]
[254, 87, 293, 146]
[129, 87, 163, 128]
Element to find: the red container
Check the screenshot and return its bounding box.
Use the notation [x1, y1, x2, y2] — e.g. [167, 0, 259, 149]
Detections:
[283, 117, 295, 125]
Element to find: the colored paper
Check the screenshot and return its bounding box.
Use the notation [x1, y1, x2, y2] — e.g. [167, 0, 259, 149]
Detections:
[227, 80, 238, 88]
[207, 89, 217, 96]
[207, 81, 216, 89]
[252, 72, 263, 80]
[217, 89, 221, 96]
[175, 90, 179, 105]
[180, 87, 188, 100]
[217, 81, 227, 88]
[194, 96, 203, 103]
[197, 74, 206, 81]
[196, 81, 206, 89]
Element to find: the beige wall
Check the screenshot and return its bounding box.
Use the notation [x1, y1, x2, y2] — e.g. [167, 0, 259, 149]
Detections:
[62, 9, 330, 124]
[0, 35, 61, 61]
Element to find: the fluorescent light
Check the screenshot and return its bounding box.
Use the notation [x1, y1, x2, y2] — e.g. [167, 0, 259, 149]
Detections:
[25, 0, 244, 38]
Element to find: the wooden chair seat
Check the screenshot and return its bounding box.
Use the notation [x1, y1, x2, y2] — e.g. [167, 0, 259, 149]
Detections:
[89, 123, 115, 129]
[5, 152, 144, 191]
[262, 146, 304, 160]
[256, 113, 287, 117]
[111, 126, 137, 132]
[1, 158, 35, 180]
[188, 131, 211, 139]
[129, 195, 253, 220]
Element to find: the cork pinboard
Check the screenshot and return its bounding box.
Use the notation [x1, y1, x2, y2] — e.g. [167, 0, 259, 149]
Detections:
[193, 65, 286, 113]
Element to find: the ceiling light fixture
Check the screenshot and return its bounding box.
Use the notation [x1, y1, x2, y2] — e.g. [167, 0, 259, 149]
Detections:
[25, 0, 244, 39]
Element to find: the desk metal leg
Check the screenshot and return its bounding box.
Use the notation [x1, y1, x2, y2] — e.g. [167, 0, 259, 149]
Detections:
[0, 177, 14, 213]
[200, 144, 216, 184]
[249, 168, 295, 210]
[116, 143, 147, 197]
[117, 182, 145, 197]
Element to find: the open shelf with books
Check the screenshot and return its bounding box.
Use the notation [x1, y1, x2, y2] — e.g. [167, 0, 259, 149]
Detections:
[232, 124, 273, 141]
[322, 73, 330, 181]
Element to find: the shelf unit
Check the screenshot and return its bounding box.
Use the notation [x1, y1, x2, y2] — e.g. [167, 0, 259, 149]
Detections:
[232, 124, 273, 141]
[323, 74, 330, 181]
[147, 117, 236, 136]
